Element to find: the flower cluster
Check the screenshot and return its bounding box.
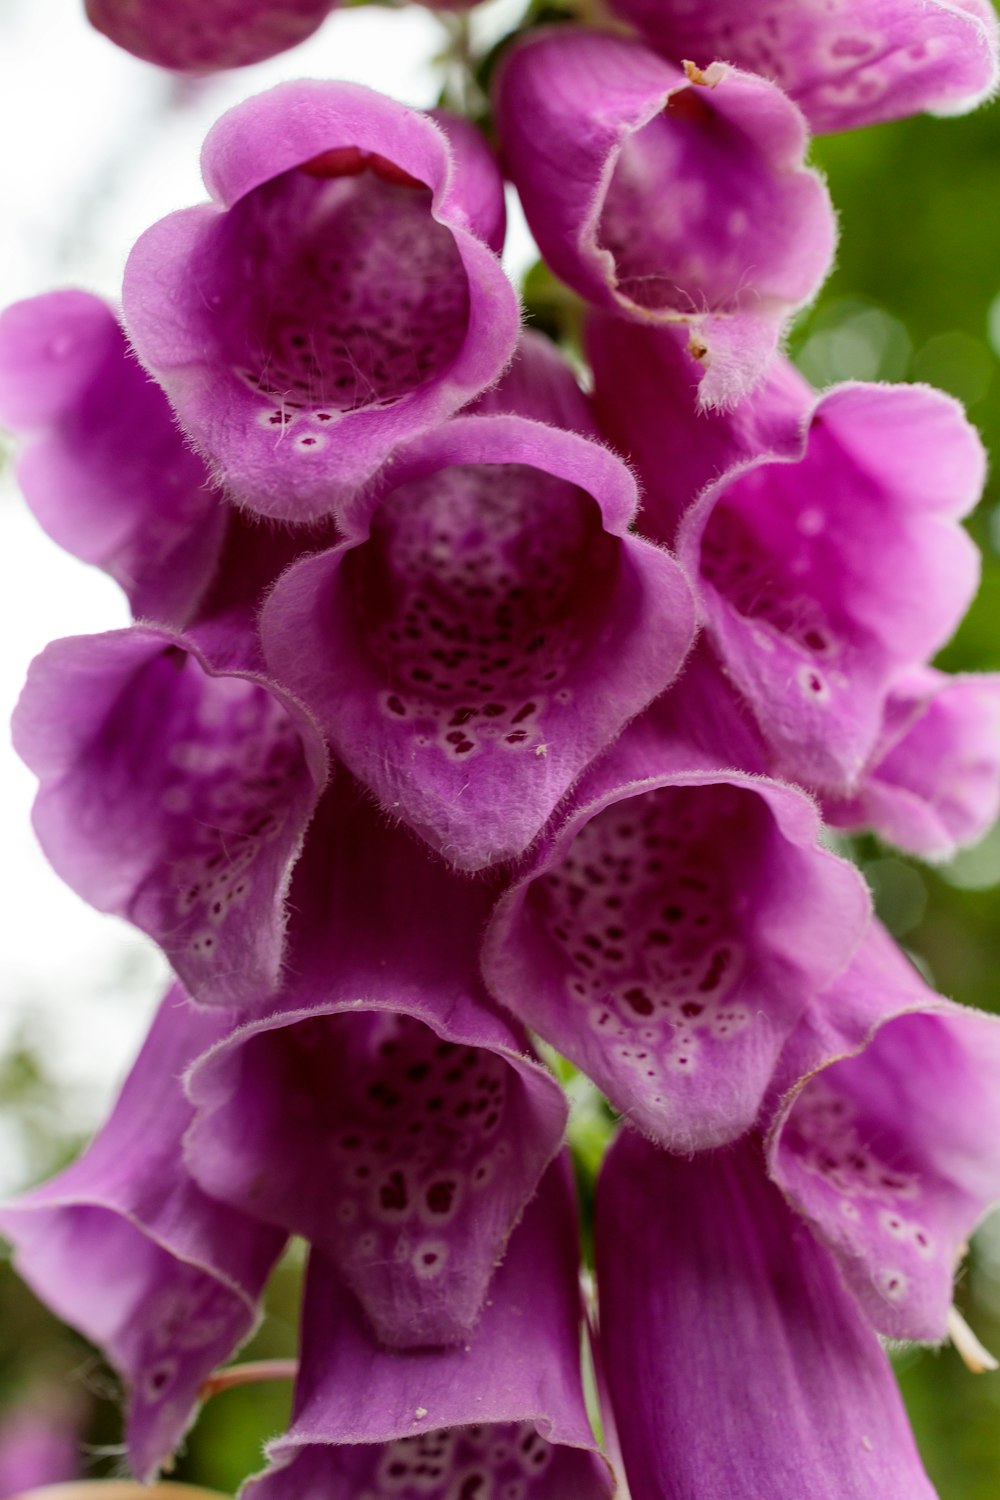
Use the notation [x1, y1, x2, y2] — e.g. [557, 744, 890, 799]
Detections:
[3, 3, 1000, 1495]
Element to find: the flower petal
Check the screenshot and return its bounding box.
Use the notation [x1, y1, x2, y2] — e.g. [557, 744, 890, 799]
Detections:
[186, 782, 568, 1348]
[123, 82, 519, 522]
[13, 627, 328, 1006]
[85, 0, 335, 71]
[678, 381, 984, 790]
[603, 0, 1000, 134]
[595, 1129, 937, 1499]
[0, 988, 285, 1481]
[0, 290, 225, 627]
[261, 414, 696, 870]
[246, 1160, 613, 1500]
[767, 923, 1000, 1341]
[495, 29, 834, 403]
[824, 666, 1000, 859]
[482, 696, 870, 1150]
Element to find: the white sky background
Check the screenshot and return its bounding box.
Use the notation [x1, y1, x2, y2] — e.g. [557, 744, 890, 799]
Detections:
[0, 0, 535, 1193]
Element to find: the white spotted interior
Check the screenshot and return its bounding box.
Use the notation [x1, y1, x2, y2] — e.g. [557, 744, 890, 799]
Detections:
[260, 1011, 519, 1293]
[699, 477, 843, 702]
[780, 1077, 935, 1311]
[350, 462, 615, 758]
[535, 785, 763, 1090]
[355, 1422, 555, 1499]
[214, 163, 469, 428]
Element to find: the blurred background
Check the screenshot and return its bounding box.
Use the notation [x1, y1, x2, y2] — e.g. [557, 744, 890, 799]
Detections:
[2, 0, 1000, 1490]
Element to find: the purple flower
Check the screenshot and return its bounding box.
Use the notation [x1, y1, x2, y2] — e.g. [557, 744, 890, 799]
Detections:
[676, 381, 984, 791]
[587, 314, 811, 545]
[596, 1129, 938, 1498]
[495, 29, 835, 406]
[185, 783, 568, 1348]
[122, 83, 519, 522]
[767, 922, 1000, 1342]
[13, 627, 329, 1007]
[245, 1160, 613, 1500]
[0, 290, 225, 629]
[0, 989, 286, 1482]
[824, 666, 1000, 859]
[85, 0, 336, 71]
[482, 695, 870, 1151]
[603, 0, 1000, 134]
[260, 414, 696, 870]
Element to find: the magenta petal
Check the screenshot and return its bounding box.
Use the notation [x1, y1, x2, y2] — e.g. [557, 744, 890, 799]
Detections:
[596, 1130, 937, 1499]
[186, 784, 568, 1347]
[482, 703, 870, 1150]
[261, 415, 696, 870]
[825, 666, 1000, 858]
[13, 627, 328, 1006]
[471, 329, 598, 436]
[123, 82, 519, 523]
[85, 0, 334, 70]
[767, 923, 1000, 1341]
[246, 1160, 613, 1500]
[0, 989, 285, 1481]
[588, 314, 811, 545]
[496, 29, 835, 403]
[0, 290, 225, 627]
[605, 0, 999, 134]
[678, 381, 984, 790]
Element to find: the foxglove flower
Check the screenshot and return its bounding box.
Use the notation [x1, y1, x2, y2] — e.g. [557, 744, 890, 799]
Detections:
[824, 666, 1000, 859]
[0, 989, 286, 1481]
[123, 83, 519, 522]
[186, 783, 568, 1347]
[261, 414, 696, 870]
[0, 290, 224, 628]
[495, 29, 835, 406]
[676, 381, 984, 791]
[482, 696, 870, 1151]
[246, 1160, 614, 1500]
[596, 1129, 938, 1498]
[13, 627, 328, 1007]
[587, 314, 810, 544]
[604, 0, 1000, 135]
[767, 923, 1000, 1342]
[85, 0, 336, 71]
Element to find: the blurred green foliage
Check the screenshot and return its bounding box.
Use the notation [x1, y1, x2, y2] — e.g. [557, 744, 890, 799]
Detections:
[4, 49, 1000, 1500]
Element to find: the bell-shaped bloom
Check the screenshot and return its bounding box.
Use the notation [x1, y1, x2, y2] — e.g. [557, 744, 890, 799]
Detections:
[604, 0, 999, 135]
[0, 989, 286, 1482]
[123, 83, 519, 522]
[588, 314, 811, 545]
[0, 290, 226, 628]
[824, 665, 1000, 859]
[495, 30, 835, 407]
[85, 0, 335, 71]
[767, 923, 1000, 1342]
[261, 414, 696, 870]
[245, 1160, 614, 1500]
[186, 782, 568, 1348]
[595, 1129, 937, 1499]
[677, 381, 984, 792]
[470, 328, 598, 436]
[482, 696, 870, 1151]
[12, 626, 328, 1007]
